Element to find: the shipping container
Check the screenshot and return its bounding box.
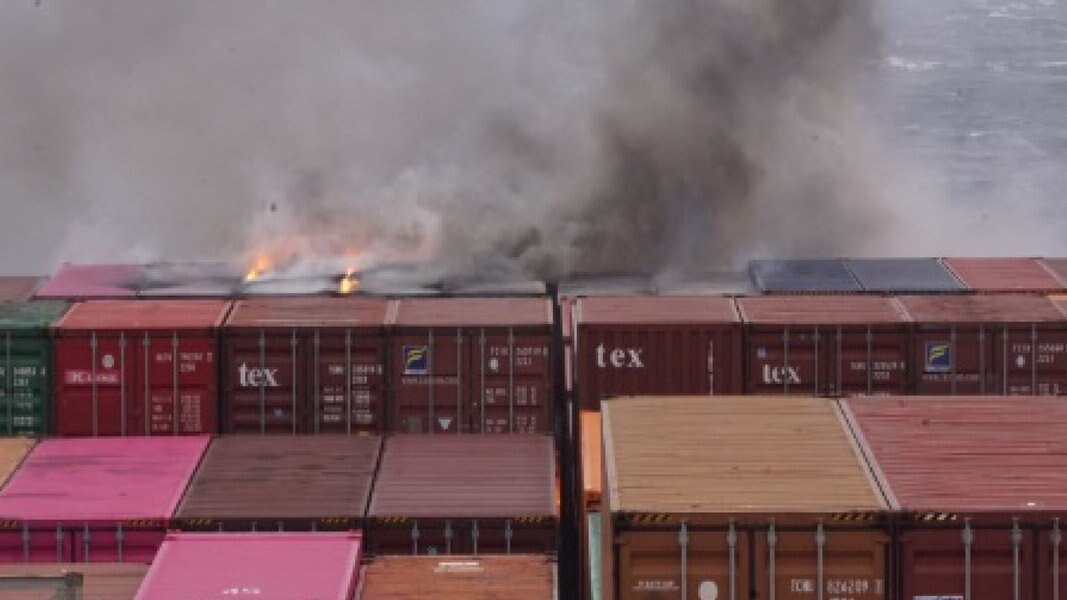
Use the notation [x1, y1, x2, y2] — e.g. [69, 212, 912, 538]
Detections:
[845, 258, 965, 293]
[0, 302, 69, 435]
[52, 300, 230, 436]
[601, 397, 889, 600]
[34, 265, 139, 300]
[222, 298, 390, 434]
[560, 275, 654, 298]
[943, 257, 1066, 293]
[0, 563, 148, 600]
[174, 435, 381, 532]
[1041, 258, 1067, 288]
[897, 294, 1067, 395]
[573, 296, 742, 410]
[842, 397, 1067, 600]
[737, 296, 911, 396]
[0, 278, 45, 303]
[750, 259, 862, 293]
[367, 435, 557, 556]
[0, 436, 209, 563]
[133, 532, 362, 600]
[0, 439, 34, 487]
[388, 298, 553, 434]
[358, 555, 556, 599]
[135, 261, 241, 298]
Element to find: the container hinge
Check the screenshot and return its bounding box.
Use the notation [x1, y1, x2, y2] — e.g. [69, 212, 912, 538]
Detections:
[768, 521, 778, 600]
[445, 520, 453, 555]
[962, 518, 974, 600]
[679, 521, 689, 600]
[472, 520, 480, 556]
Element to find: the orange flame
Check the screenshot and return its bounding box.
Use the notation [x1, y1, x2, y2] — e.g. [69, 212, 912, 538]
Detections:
[244, 256, 272, 282]
[339, 268, 358, 294]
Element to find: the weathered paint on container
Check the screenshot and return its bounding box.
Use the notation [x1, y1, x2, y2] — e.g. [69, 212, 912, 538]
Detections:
[843, 397, 1067, 600]
[388, 298, 553, 434]
[367, 435, 557, 555]
[174, 435, 381, 532]
[898, 294, 1067, 395]
[0, 302, 69, 435]
[358, 555, 556, 599]
[750, 259, 862, 293]
[737, 296, 911, 396]
[133, 532, 361, 600]
[0, 439, 34, 488]
[0, 563, 148, 600]
[0, 278, 45, 303]
[222, 298, 389, 434]
[0, 436, 209, 563]
[53, 301, 229, 436]
[943, 257, 1066, 293]
[845, 258, 965, 293]
[573, 296, 742, 410]
[34, 265, 139, 300]
[601, 397, 888, 600]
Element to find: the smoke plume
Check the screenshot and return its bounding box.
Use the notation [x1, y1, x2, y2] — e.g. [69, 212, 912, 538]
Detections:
[0, 0, 889, 279]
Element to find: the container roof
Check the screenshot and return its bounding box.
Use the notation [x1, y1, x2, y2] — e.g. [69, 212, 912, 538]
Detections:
[653, 271, 757, 296]
[577, 295, 739, 325]
[176, 436, 381, 520]
[225, 297, 390, 328]
[559, 274, 653, 297]
[845, 397, 1067, 513]
[34, 264, 140, 299]
[391, 297, 552, 328]
[369, 435, 556, 519]
[0, 563, 148, 600]
[134, 533, 361, 600]
[736, 295, 910, 325]
[56, 300, 231, 330]
[603, 396, 886, 515]
[749, 259, 861, 293]
[1040, 258, 1067, 287]
[0, 437, 209, 522]
[0, 301, 70, 330]
[943, 257, 1065, 292]
[359, 555, 556, 600]
[845, 258, 964, 293]
[0, 277, 45, 302]
[897, 294, 1067, 323]
[134, 262, 241, 298]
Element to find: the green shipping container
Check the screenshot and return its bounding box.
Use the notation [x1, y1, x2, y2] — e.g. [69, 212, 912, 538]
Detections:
[0, 302, 70, 435]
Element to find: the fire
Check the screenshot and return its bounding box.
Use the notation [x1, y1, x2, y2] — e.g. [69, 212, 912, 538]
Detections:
[244, 256, 272, 282]
[339, 268, 358, 294]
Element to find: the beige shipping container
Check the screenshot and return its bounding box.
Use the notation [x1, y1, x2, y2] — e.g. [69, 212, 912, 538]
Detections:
[358, 555, 556, 599]
[0, 438, 34, 488]
[601, 397, 890, 600]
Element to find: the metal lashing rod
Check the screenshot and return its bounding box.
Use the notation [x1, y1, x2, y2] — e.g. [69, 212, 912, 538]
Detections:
[962, 518, 974, 600]
[1012, 518, 1022, 600]
[727, 520, 737, 600]
[678, 522, 689, 600]
[768, 521, 778, 600]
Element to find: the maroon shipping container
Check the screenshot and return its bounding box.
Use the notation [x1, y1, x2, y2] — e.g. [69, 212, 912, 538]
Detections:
[842, 397, 1067, 600]
[572, 296, 742, 410]
[367, 435, 557, 556]
[388, 298, 553, 434]
[222, 298, 390, 434]
[944, 257, 1066, 293]
[898, 294, 1067, 395]
[737, 296, 911, 396]
[53, 301, 230, 436]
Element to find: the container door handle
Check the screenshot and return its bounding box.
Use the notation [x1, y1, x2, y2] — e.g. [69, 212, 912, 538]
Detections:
[962, 518, 974, 600]
[815, 522, 825, 600]
[768, 522, 777, 600]
[678, 521, 689, 600]
[727, 520, 737, 600]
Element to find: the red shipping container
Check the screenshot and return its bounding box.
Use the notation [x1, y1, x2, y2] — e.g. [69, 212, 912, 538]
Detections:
[388, 298, 553, 434]
[572, 296, 742, 410]
[53, 301, 230, 436]
[222, 298, 390, 434]
[898, 294, 1067, 395]
[0, 437, 209, 564]
[737, 296, 911, 396]
[944, 257, 1066, 293]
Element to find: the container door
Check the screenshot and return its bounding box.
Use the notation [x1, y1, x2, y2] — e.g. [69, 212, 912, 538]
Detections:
[392, 331, 465, 434]
[0, 333, 50, 435]
[224, 330, 303, 434]
[470, 329, 552, 434]
[618, 528, 749, 600]
[754, 527, 886, 600]
[0, 526, 74, 563]
[833, 328, 910, 397]
[54, 332, 134, 436]
[900, 526, 1035, 600]
[311, 330, 385, 434]
[912, 328, 993, 395]
[998, 326, 1067, 396]
[747, 328, 826, 395]
[72, 524, 165, 563]
[136, 332, 217, 435]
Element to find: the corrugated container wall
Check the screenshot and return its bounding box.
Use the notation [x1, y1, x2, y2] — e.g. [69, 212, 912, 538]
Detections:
[573, 296, 742, 410]
[0, 302, 69, 435]
[737, 296, 911, 396]
[222, 298, 389, 434]
[133, 533, 361, 600]
[52, 301, 230, 436]
[0, 563, 148, 600]
[34, 265, 140, 300]
[843, 397, 1067, 600]
[601, 397, 889, 600]
[898, 294, 1067, 395]
[359, 555, 556, 599]
[388, 298, 553, 434]
[943, 257, 1066, 292]
[174, 435, 381, 532]
[0, 436, 209, 563]
[367, 435, 557, 556]
[0, 278, 45, 303]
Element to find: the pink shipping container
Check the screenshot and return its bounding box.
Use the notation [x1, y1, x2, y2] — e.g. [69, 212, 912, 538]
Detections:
[34, 265, 140, 300]
[943, 257, 1066, 293]
[53, 300, 230, 436]
[133, 532, 362, 600]
[0, 437, 209, 564]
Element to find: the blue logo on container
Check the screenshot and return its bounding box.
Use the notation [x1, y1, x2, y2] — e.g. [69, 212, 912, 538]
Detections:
[404, 346, 429, 375]
[925, 342, 951, 373]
